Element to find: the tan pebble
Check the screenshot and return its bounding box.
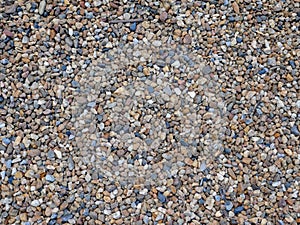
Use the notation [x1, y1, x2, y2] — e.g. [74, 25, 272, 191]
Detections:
[143, 67, 150, 76]
[284, 148, 293, 156]
[60, 201, 68, 210]
[242, 157, 251, 164]
[27, 150, 40, 157]
[184, 158, 194, 166]
[286, 74, 293, 81]
[104, 196, 111, 203]
[114, 219, 123, 225]
[13, 136, 22, 146]
[232, 2, 240, 14]
[228, 168, 236, 179]
[286, 198, 294, 205]
[170, 186, 176, 194]
[14, 171, 23, 179]
[236, 76, 244, 82]
[20, 213, 27, 221]
[45, 207, 52, 217]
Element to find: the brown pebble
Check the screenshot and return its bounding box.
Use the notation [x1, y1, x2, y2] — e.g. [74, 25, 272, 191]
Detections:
[232, 2, 240, 14]
[242, 157, 251, 164]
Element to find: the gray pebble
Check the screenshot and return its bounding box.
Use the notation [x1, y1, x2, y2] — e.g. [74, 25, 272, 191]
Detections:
[291, 125, 300, 136]
[45, 174, 55, 182]
[38, 0, 46, 15]
[65, 37, 73, 47]
[68, 157, 75, 170]
[202, 65, 212, 75]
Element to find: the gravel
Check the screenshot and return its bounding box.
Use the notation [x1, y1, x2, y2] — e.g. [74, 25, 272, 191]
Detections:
[0, 0, 299, 224]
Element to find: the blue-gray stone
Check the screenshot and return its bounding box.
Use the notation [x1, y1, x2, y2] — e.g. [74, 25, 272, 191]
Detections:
[87, 101, 96, 107]
[158, 192, 166, 203]
[224, 0, 229, 5]
[225, 201, 233, 211]
[143, 215, 149, 224]
[234, 206, 244, 214]
[200, 162, 207, 172]
[214, 195, 221, 201]
[130, 22, 137, 32]
[71, 80, 80, 88]
[47, 150, 55, 159]
[224, 148, 231, 154]
[5, 160, 12, 169]
[2, 138, 11, 145]
[61, 214, 73, 222]
[137, 65, 143, 72]
[45, 174, 55, 182]
[1, 59, 9, 65]
[147, 86, 154, 94]
[245, 119, 253, 125]
[85, 12, 94, 19]
[291, 125, 300, 136]
[68, 157, 75, 170]
[278, 220, 284, 225]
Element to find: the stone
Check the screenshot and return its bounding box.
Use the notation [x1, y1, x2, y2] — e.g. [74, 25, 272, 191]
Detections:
[45, 174, 55, 182]
[39, 0, 46, 15]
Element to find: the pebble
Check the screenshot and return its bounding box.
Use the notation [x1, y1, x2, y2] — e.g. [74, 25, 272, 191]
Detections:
[291, 125, 300, 136]
[38, 0, 46, 15]
[234, 206, 244, 215]
[158, 192, 166, 203]
[225, 201, 233, 211]
[45, 174, 55, 182]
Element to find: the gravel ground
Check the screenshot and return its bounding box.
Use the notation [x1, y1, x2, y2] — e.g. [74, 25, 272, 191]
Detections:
[0, 0, 299, 224]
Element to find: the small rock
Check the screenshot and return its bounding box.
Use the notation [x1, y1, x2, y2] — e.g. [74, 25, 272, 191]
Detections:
[232, 2, 240, 14]
[54, 150, 62, 159]
[200, 161, 207, 172]
[183, 34, 192, 44]
[158, 192, 166, 203]
[22, 36, 29, 44]
[234, 206, 244, 214]
[31, 200, 40, 207]
[291, 125, 300, 136]
[2, 138, 11, 145]
[39, 0, 46, 15]
[85, 173, 91, 182]
[225, 201, 233, 211]
[68, 157, 75, 170]
[129, 22, 137, 32]
[205, 196, 215, 210]
[5, 4, 17, 14]
[65, 37, 73, 47]
[160, 12, 168, 22]
[45, 174, 55, 182]
[152, 40, 162, 47]
[202, 65, 212, 75]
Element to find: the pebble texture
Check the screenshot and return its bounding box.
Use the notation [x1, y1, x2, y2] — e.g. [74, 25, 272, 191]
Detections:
[0, 0, 299, 224]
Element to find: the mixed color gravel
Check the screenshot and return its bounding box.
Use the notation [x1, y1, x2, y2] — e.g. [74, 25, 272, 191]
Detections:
[0, 0, 299, 224]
